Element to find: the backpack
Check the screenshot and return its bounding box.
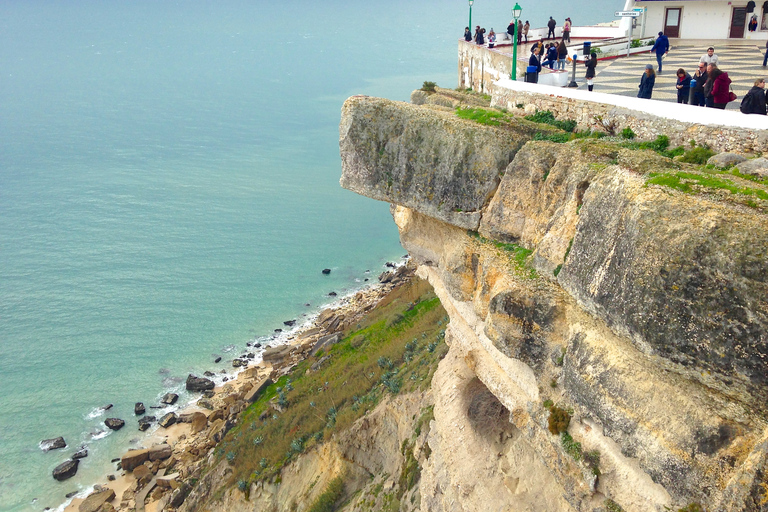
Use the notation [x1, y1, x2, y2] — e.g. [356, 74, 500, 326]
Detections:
[740, 92, 753, 114]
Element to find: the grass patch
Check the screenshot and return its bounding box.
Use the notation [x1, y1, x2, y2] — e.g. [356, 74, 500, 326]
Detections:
[524, 110, 577, 132]
[647, 171, 768, 201]
[468, 232, 538, 279]
[455, 106, 511, 126]
[217, 276, 449, 489]
[605, 498, 625, 512]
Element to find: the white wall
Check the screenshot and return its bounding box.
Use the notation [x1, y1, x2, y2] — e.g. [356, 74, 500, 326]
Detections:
[635, 0, 768, 40]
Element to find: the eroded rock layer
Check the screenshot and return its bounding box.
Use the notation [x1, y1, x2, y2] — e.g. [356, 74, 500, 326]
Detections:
[340, 95, 768, 512]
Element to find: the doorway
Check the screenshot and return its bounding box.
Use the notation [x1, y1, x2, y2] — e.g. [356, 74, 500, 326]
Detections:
[730, 7, 747, 38]
[664, 7, 681, 37]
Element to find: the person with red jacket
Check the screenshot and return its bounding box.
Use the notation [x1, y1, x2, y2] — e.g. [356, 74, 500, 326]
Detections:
[707, 64, 732, 109]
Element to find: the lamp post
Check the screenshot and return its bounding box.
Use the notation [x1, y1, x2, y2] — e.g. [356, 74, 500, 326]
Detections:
[468, 0, 474, 36]
[511, 3, 522, 80]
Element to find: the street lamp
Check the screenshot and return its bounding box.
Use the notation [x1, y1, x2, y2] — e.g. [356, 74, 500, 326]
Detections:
[511, 3, 522, 80]
[468, 0, 474, 36]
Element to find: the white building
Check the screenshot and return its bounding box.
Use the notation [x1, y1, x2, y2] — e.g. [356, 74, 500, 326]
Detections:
[631, 0, 768, 41]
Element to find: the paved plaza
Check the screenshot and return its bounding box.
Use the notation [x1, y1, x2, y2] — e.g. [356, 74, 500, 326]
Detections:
[578, 44, 767, 110]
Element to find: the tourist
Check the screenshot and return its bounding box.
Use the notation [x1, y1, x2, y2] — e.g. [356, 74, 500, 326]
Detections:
[507, 20, 515, 42]
[543, 43, 558, 69]
[650, 32, 669, 74]
[763, 40, 767, 67]
[584, 51, 597, 91]
[706, 64, 731, 109]
[700, 47, 718, 66]
[529, 46, 542, 75]
[517, 19, 524, 44]
[563, 18, 572, 43]
[675, 68, 692, 104]
[488, 29, 496, 49]
[474, 26, 485, 45]
[557, 40, 568, 70]
[464, 27, 472, 42]
[638, 64, 656, 99]
[547, 17, 557, 40]
[691, 62, 708, 106]
[740, 78, 767, 114]
[523, 21, 530, 43]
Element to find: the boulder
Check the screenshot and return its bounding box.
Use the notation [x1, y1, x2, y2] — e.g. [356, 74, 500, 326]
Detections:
[262, 345, 292, 364]
[322, 268, 331, 274]
[134, 402, 145, 415]
[185, 374, 214, 392]
[156, 472, 180, 488]
[121, 448, 150, 471]
[40, 437, 66, 451]
[161, 393, 178, 405]
[78, 487, 115, 512]
[133, 464, 152, 485]
[104, 418, 125, 431]
[707, 152, 747, 168]
[158, 412, 177, 428]
[283, 319, 296, 327]
[100, 404, 113, 411]
[311, 333, 342, 356]
[203, 371, 215, 377]
[214, 356, 221, 363]
[52, 459, 79, 481]
[244, 378, 273, 403]
[190, 412, 208, 433]
[148, 443, 172, 461]
[168, 483, 191, 508]
[232, 359, 245, 368]
[736, 157, 768, 178]
[138, 416, 156, 431]
[328, 291, 337, 296]
[72, 448, 88, 459]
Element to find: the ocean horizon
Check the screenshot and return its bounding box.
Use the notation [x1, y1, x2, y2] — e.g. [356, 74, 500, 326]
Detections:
[0, 1, 617, 510]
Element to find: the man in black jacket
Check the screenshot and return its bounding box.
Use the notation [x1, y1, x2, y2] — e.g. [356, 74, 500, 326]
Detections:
[691, 62, 708, 106]
[547, 17, 556, 39]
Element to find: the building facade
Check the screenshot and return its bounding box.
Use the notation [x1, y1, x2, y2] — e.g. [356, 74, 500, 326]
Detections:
[633, 0, 768, 40]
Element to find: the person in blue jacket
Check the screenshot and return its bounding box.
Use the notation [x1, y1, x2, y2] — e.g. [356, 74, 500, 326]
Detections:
[650, 31, 669, 74]
[638, 64, 656, 99]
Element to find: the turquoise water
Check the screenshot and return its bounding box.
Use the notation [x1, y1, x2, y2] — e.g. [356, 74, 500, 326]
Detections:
[0, 1, 616, 510]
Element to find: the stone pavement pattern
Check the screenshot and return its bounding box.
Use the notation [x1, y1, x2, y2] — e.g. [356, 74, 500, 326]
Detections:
[580, 44, 767, 110]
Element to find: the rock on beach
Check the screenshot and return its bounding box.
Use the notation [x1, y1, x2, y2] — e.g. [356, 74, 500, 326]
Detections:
[40, 437, 66, 451]
[52, 459, 79, 481]
[104, 418, 125, 431]
[186, 374, 214, 392]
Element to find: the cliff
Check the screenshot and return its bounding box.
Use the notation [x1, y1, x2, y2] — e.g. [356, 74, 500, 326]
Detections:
[338, 92, 768, 512]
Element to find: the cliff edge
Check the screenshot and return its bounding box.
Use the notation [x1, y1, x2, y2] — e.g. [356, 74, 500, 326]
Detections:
[340, 92, 768, 512]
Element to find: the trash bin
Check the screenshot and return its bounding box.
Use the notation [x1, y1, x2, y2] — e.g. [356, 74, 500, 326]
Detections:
[582, 41, 592, 56]
[525, 65, 538, 83]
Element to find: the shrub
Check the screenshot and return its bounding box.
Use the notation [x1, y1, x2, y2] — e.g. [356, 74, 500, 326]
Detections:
[605, 499, 625, 512]
[678, 505, 704, 512]
[308, 475, 345, 512]
[525, 110, 577, 132]
[679, 146, 715, 164]
[421, 81, 437, 93]
[548, 405, 571, 434]
[620, 127, 636, 139]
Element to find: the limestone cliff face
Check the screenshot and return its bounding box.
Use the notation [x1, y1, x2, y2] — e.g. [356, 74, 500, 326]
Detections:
[340, 96, 768, 512]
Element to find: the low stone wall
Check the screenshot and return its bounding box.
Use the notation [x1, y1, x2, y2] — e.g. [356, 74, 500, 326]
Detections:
[491, 79, 768, 154]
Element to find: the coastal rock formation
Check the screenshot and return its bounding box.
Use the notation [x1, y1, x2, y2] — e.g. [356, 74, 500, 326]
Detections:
[186, 374, 214, 392]
[40, 437, 66, 451]
[52, 459, 79, 481]
[104, 418, 125, 431]
[161, 393, 178, 405]
[338, 95, 768, 511]
[134, 402, 145, 415]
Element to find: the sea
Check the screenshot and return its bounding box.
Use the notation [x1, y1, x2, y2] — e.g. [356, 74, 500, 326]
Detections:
[0, 1, 616, 510]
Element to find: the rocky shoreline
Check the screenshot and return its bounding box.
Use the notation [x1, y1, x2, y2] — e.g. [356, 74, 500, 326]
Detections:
[59, 262, 414, 512]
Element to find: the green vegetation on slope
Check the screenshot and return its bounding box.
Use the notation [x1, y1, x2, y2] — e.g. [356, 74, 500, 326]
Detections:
[215, 276, 449, 491]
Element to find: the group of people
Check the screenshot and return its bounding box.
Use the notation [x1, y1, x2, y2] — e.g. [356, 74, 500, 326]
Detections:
[636, 47, 733, 109]
[528, 40, 570, 71]
[463, 17, 572, 48]
[634, 43, 765, 114]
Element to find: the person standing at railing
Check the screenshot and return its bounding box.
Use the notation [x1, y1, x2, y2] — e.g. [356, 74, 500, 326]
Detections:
[474, 26, 485, 45]
[523, 21, 530, 43]
[547, 17, 557, 40]
[675, 68, 692, 104]
[518, 19, 524, 44]
[488, 29, 496, 49]
[563, 18, 572, 43]
[763, 40, 767, 67]
[464, 27, 472, 42]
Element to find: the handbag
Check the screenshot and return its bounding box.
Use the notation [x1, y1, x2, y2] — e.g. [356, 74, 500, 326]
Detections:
[728, 85, 737, 102]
